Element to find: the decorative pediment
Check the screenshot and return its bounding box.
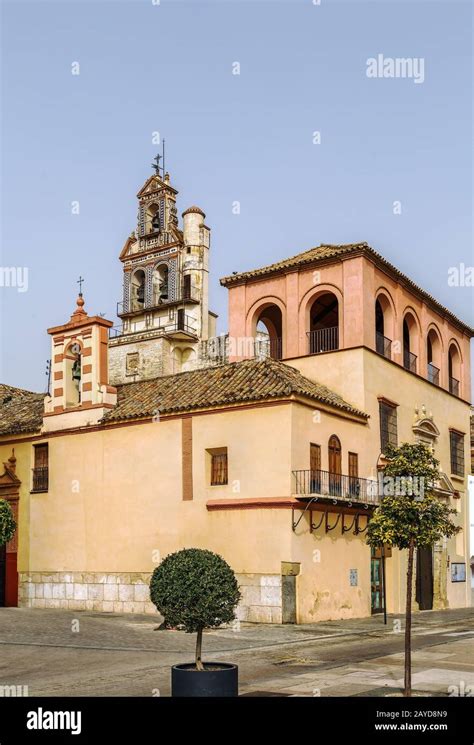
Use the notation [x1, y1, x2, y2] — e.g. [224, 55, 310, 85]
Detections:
[434, 472, 457, 498]
[412, 406, 440, 443]
[137, 175, 177, 199]
[119, 233, 139, 261]
[0, 450, 21, 499]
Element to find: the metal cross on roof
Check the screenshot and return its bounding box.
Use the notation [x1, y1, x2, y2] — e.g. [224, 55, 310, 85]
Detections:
[151, 153, 162, 175]
[77, 276, 84, 295]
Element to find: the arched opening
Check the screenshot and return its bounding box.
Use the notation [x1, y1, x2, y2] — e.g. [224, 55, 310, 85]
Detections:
[403, 313, 418, 372]
[448, 344, 461, 396]
[152, 264, 169, 305]
[65, 342, 81, 407]
[308, 292, 339, 354]
[181, 347, 196, 372]
[131, 269, 146, 311]
[375, 296, 392, 359]
[146, 202, 161, 234]
[254, 304, 283, 360]
[427, 328, 441, 386]
[328, 434, 342, 495]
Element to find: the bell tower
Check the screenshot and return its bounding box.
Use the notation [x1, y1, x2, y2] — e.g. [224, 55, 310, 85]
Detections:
[108, 159, 217, 384]
[43, 292, 117, 432]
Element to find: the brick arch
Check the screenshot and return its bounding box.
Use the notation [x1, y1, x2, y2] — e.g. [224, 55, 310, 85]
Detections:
[246, 297, 287, 358]
[447, 338, 463, 396]
[375, 287, 397, 344]
[402, 306, 422, 372]
[299, 284, 344, 356]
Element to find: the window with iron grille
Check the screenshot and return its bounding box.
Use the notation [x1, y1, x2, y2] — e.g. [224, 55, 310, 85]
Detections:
[450, 431, 464, 477]
[379, 401, 398, 453]
[210, 450, 228, 486]
[32, 444, 49, 492]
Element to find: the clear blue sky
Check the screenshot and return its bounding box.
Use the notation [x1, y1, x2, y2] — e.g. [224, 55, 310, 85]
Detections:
[1, 0, 472, 392]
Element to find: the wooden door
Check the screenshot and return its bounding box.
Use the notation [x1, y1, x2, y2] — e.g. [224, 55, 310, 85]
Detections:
[416, 546, 433, 610]
[348, 452, 359, 497]
[0, 545, 5, 607]
[310, 443, 321, 493]
[328, 435, 341, 495]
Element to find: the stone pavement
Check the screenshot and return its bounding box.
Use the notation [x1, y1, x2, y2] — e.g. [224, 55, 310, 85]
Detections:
[0, 606, 472, 697]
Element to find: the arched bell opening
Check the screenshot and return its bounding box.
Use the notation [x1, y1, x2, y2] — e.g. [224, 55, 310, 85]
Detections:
[131, 269, 146, 311]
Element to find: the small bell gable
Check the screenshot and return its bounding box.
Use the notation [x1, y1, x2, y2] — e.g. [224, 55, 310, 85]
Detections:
[43, 293, 117, 432]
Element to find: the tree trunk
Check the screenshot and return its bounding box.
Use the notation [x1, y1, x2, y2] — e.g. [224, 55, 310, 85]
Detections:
[404, 540, 415, 696]
[195, 627, 204, 671]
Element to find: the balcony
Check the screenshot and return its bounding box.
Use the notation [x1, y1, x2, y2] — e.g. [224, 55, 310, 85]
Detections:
[376, 332, 392, 359]
[31, 467, 48, 492]
[292, 469, 379, 506]
[254, 337, 282, 360]
[110, 314, 197, 340]
[449, 376, 460, 397]
[117, 287, 199, 317]
[307, 326, 339, 355]
[403, 349, 417, 373]
[427, 362, 440, 386]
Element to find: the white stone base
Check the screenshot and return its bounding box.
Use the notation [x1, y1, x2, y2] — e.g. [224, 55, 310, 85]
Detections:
[18, 572, 156, 615]
[235, 573, 282, 624]
[18, 571, 283, 623]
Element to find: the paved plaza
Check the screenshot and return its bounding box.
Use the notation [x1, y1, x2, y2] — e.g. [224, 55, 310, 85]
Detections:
[0, 607, 473, 697]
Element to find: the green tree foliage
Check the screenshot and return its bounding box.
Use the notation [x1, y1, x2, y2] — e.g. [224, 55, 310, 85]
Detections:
[367, 443, 460, 696]
[150, 548, 240, 670]
[0, 499, 16, 547]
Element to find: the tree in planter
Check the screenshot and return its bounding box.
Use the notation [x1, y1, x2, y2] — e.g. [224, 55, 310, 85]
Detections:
[0, 499, 16, 548]
[150, 548, 240, 671]
[367, 443, 460, 697]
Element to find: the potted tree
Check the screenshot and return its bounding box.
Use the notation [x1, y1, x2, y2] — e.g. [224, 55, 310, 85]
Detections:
[367, 443, 459, 696]
[150, 548, 241, 697]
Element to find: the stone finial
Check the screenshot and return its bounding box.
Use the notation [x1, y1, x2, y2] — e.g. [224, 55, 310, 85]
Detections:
[7, 448, 16, 472]
[71, 294, 87, 321]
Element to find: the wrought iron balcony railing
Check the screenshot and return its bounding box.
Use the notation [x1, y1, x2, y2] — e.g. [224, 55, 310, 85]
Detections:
[427, 362, 440, 386]
[307, 326, 339, 355]
[293, 469, 379, 505]
[110, 314, 197, 339]
[376, 332, 392, 359]
[403, 349, 417, 373]
[32, 467, 48, 492]
[254, 337, 282, 360]
[449, 376, 460, 396]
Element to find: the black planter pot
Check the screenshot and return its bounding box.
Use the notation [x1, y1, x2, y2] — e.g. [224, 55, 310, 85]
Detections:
[171, 663, 238, 697]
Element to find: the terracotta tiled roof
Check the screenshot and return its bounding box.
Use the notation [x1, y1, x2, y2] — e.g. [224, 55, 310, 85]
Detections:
[220, 242, 474, 335]
[0, 384, 44, 436]
[103, 358, 368, 424]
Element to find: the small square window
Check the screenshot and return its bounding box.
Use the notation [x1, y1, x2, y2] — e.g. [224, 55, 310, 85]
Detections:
[208, 448, 228, 486]
[32, 444, 49, 492]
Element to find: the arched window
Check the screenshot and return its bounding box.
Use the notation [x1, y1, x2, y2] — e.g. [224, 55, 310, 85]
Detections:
[308, 292, 339, 354]
[375, 296, 392, 359]
[131, 269, 145, 311]
[64, 342, 81, 407]
[427, 329, 441, 386]
[448, 344, 461, 396]
[254, 304, 283, 360]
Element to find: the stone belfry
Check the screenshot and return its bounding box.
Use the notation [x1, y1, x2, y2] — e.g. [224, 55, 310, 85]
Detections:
[108, 159, 217, 384]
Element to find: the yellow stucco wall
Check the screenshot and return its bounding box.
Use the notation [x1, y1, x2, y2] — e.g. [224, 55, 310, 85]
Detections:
[0, 344, 470, 621]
